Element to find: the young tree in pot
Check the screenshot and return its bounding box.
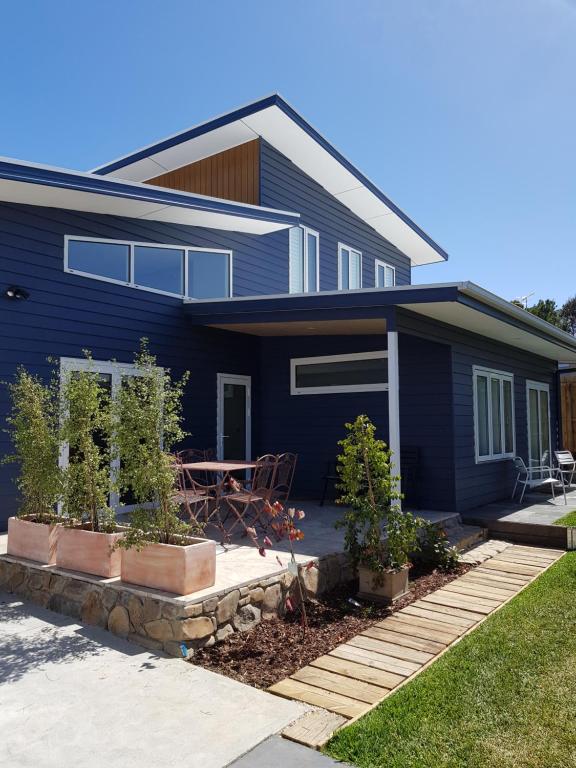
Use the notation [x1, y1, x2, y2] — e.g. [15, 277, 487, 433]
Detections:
[57, 353, 123, 577]
[335, 414, 419, 603]
[114, 340, 215, 596]
[4, 366, 63, 564]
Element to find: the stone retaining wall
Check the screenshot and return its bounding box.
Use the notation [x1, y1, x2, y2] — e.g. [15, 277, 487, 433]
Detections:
[0, 552, 351, 658]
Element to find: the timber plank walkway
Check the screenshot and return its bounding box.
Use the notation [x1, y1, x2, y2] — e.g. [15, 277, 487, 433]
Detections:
[273, 543, 564, 749]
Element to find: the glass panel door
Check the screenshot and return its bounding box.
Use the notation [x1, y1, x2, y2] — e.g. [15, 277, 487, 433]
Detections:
[527, 382, 551, 481]
[217, 374, 251, 461]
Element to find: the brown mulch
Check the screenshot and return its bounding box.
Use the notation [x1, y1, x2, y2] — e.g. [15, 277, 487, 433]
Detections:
[191, 562, 473, 689]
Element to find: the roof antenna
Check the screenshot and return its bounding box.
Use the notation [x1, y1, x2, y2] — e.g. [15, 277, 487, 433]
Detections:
[513, 292, 534, 309]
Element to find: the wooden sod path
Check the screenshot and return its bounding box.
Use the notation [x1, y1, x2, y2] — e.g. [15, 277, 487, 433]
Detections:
[271, 543, 564, 749]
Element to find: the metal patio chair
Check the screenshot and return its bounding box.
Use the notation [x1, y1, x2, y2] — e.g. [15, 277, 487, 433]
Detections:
[270, 453, 298, 505]
[511, 456, 567, 505]
[223, 455, 279, 536]
[555, 450, 576, 488]
[172, 459, 226, 528]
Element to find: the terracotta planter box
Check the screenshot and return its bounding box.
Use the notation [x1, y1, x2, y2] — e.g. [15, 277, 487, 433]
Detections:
[7, 516, 60, 565]
[56, 526, 124, 578]
[358, 564, 409, 604]
[121, 538, 216, 595]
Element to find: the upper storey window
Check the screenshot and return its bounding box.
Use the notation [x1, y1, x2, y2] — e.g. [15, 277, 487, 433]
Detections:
[65, 237, 232, 300]
[289, 226, 319, 293]
[338, 244, 362, 290]
[375, 259, 396, 288]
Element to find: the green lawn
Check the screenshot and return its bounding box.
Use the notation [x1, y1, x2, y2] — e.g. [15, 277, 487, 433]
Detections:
[325, 553, 576, 768]
[553, 510, 576, 526]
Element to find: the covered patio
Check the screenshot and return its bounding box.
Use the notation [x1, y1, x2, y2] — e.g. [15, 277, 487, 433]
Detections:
[185, 281, 576, 513]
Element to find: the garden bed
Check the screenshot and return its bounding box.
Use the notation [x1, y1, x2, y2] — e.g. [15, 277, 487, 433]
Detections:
[191, 562, 472, 689]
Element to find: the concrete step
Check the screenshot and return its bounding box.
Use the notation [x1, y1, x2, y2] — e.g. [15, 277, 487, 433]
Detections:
[448, 524, 486, 553]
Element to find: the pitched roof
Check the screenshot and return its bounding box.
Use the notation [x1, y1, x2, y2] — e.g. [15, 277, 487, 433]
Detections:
[91, 95, 448, 267]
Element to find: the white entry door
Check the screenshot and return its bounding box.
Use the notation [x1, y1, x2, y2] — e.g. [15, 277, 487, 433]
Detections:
[527, 380, 551, 479]
[216, 374, 251, 461]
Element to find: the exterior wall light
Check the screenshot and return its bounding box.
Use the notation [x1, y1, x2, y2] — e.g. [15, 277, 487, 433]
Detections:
[5, 286, 30, 300]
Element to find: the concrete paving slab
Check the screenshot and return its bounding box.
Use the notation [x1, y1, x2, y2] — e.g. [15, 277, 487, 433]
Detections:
[229, 735, 349, 767]
[0, 593, 307, 768]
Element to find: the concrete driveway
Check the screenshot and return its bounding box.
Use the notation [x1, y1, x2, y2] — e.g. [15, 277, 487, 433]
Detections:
[0, 593, 308, 768]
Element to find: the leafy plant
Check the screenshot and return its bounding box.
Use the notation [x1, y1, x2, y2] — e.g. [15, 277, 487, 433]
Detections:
[335, 415, 418, 576]
[113, 339, 192, 547]
[3, 365, 62, 522]
[60, 353, 115, 532]
[416, 520, 459, 571]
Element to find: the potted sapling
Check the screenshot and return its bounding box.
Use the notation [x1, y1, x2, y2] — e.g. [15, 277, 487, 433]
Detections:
[115, 340, 215, 596]
[56, 353, 124, 577]
[336, 415, 420, 602]
[4, 366, 63, 564]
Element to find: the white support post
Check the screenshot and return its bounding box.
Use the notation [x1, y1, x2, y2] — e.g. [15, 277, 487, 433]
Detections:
[387, 330, 401, 502]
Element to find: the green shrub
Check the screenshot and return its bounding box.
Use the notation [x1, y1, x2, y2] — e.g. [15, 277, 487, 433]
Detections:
[416, 520, 460, 571]
[113, 339, 192, 547]
[335, 414, 418, 576]
[60, 353, 115, 532]
[3, 366, 62, 522]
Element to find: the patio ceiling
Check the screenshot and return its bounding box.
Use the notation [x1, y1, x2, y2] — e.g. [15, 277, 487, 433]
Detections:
[184, 282, 576, 363]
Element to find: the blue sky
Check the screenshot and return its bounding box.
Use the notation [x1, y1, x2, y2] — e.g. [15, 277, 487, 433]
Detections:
[1, 0, 575, 303]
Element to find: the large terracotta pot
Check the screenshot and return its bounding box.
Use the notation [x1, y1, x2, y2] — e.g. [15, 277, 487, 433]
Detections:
[121, 537, 216, 595]
[357, 564, 409, 604]
[56, 526, 124, 578]
[7, 516, 60, 565]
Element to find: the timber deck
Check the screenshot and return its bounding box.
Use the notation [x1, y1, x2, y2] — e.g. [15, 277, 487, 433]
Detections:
[272, 543, 564, 749]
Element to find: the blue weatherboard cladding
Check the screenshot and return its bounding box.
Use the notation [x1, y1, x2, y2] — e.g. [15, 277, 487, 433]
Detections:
[397, 309, 559, 512]
[259, 140, 412, 291]
[258, 335, 389, 499]
[0, 200, 266, 529]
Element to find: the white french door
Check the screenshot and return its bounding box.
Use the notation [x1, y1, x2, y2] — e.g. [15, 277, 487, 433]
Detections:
[216, 374, 251, 461]
[59, 357, 149, 513]
[527, 380, 552, 480]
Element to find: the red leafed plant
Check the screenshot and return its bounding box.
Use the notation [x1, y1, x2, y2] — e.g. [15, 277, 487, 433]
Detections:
[242, 498, 313, 635]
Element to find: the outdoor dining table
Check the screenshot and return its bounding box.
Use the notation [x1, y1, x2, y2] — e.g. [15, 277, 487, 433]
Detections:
[180, 460, 261, 474]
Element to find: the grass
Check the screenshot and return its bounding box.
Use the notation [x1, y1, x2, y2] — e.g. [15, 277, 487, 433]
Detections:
[553, 510, 576, 526]
[325, 553, 576, 768]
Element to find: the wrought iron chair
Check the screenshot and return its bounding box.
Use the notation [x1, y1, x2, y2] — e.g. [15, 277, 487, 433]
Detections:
[177, 447, 214, 463]
[511, 456, 567, 505]
[223, 455, 279, 536]
[270, 453, 298, 505]
[172, 459, 226, 529]
[555, 450, 576, 488]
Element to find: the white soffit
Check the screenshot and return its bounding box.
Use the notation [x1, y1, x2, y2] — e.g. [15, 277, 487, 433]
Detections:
[402, 301, 576, 363]
[97, 102, 445, 266]
[0, 178, 290, 235]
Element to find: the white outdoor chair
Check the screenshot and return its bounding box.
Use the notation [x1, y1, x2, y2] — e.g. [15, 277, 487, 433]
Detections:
[511, 456, 567, 505]
[555, 450, 576, 488]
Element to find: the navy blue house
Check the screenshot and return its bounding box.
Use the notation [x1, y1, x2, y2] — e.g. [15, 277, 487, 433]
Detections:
[1, 95, 575, 530]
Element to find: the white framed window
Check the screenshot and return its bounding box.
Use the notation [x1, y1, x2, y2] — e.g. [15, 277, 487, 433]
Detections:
[65, 236, 233, 300]
[526, 380, 552, 477]
[289, 226, 320, 293]
[59, 357, 160, 512]
[338, 244, 362, 290]
[473, 366, 515, 462]
[290, 351, 388, 395]
[375, 259, 396, 288]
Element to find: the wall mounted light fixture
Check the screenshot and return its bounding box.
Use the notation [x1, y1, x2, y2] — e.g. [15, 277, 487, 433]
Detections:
[5, 286, 30, 300]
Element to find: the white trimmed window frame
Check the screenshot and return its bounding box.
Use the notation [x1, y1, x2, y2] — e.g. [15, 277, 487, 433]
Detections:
[64, 235, 233, 300]
[375, 258, 396, 288]
[59, 356, 161, 512]
[473, 365, 516, 463]
[290, 351, 389, 395]
[288, 226, 320, 294]
[337, 243, 362, 290]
